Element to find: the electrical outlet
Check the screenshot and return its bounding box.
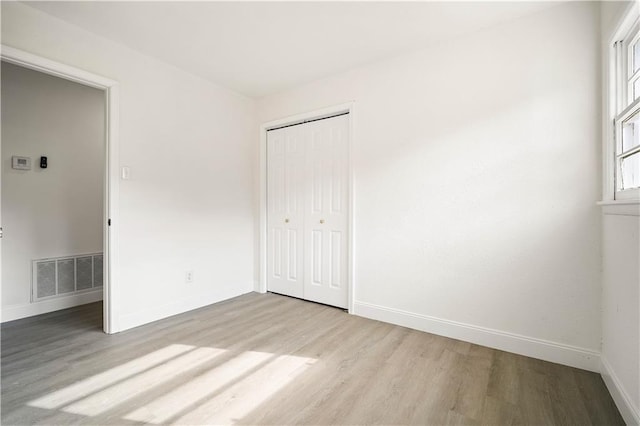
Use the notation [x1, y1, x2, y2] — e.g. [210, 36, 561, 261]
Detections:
[185, 271, 194, 283]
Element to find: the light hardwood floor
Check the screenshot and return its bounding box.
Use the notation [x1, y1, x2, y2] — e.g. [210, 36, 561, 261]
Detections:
[1, 292, 624, 425]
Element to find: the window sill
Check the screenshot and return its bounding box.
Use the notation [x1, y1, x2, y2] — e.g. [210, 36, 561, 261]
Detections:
[597, 200, 640, 216]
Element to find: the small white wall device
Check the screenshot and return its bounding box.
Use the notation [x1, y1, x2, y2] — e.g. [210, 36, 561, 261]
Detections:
[12, 156, 31, 170]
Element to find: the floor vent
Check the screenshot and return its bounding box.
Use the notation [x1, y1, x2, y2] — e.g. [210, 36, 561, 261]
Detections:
[32, 253, 103, 302]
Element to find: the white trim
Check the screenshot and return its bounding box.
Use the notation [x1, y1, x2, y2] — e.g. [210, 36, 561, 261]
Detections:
[1, 45, 120, 334]
[353, 300, 601, 372]
[601, 356, 640, 426]
[598, 199, 640, 205]
[598, 199, 640, 216]
[1, 290, 103, 323]
[605, 40, 620, 201]
[1, 46, 116, 89]
[347, 105, 356, 313]
[105, 84, 120, 333]
[602, 203, 640, 216]
[258, 123, 268, 294]
[258, 102, 356, 312]
[261, 103, 353, 131]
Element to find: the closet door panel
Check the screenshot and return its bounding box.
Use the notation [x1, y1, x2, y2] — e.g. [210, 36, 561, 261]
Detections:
[303, 115, 349, 308]
[267, 126, 305, 298]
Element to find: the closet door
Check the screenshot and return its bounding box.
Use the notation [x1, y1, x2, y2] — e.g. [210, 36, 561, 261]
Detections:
[266, 125, 305, 298]
[303, 115, 349, 308]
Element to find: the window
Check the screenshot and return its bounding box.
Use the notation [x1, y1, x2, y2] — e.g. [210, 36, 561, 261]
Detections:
[612, 19, 640, 200]
[615, 105, 640, 192]
[625, 26, 640, 104]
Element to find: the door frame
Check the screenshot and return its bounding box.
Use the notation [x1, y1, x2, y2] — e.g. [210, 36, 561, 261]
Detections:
[258, 102, 355, 313]
[1, 45, 120, 334]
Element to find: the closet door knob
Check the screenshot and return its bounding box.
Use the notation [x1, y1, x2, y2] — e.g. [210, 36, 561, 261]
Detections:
[320, 219, 325, 224]
[285, 218, 289, 223]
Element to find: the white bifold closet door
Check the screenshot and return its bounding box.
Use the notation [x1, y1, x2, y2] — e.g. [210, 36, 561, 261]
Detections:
[267, 113, 349, 309]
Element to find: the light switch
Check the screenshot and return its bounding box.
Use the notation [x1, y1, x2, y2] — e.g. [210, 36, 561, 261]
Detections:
[121, 166, 131, 180]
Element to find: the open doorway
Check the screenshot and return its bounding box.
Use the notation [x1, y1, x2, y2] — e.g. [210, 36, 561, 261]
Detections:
[0, 47, 119, 333]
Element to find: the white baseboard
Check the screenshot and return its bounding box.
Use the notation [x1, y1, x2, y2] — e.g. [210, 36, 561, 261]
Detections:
[601, 356, 640, 425]
[353, 301, 600, 372]
[2, 290, 103, 323]
[117, 284, 254, 333]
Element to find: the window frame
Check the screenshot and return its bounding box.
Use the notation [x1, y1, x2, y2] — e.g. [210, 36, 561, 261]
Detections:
[626, 23, 640, 103]
[614, 97, 640, 199]
[607, 5, 640, 202]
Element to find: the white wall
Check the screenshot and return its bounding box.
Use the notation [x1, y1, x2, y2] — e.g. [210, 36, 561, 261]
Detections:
[602, 212, 640, 424]
[2, 61, 105, 307]
[257, 1, 602, 371]
[1, 2, 257, 329]
[600, 2, 640, 424]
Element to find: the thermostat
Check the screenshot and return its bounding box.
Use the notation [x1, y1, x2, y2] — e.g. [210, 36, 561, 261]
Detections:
[12, 156, 31, 170]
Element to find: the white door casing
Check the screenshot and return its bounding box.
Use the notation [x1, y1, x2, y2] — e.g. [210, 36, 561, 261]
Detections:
[266, 113, 350, 309]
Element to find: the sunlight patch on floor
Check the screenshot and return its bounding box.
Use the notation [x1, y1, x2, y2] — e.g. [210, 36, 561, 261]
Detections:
[26, 343, 316, 424]
[124, 350, 274, 424]
[62, 345, 226, 416]
[28, 344, 195, 410]
[173, 353, 316, 425]
[54, 345, 225, 416]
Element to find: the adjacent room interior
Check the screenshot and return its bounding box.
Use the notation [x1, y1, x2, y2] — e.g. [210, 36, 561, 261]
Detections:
[1, 1, 638, 425]
[1, 61, 106, 326]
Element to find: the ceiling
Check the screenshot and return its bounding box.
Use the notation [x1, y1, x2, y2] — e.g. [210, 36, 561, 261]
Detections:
[26, 1, 558, 98]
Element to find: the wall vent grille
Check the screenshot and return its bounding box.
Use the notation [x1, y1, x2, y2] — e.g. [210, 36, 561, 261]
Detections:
[32, 253, 103, 302]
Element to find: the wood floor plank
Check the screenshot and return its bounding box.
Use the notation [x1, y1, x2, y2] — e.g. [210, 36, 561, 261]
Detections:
[517, 362, 556, 425]
[546, 362, 593, 425]
[1, 292, 625, 426]
[481, 396, 522, 425]
[573, 368, 626, 425]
